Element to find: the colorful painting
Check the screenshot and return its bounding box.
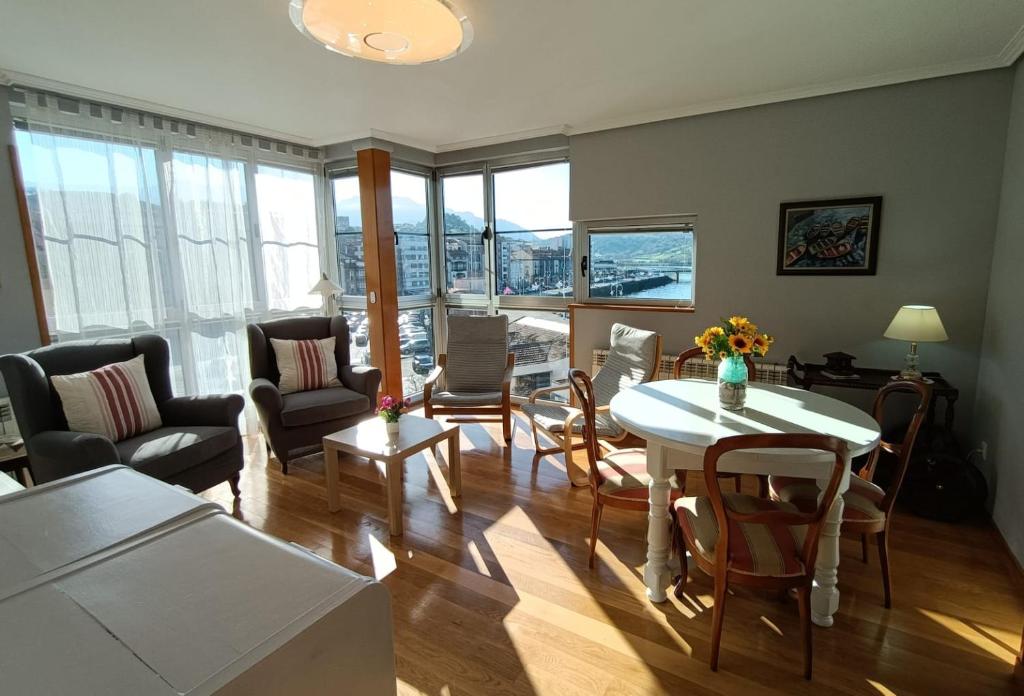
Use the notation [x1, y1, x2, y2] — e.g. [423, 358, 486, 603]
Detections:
[776, 196, 882, 275]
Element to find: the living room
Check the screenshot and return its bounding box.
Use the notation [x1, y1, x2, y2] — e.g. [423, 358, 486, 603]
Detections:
[0, 2, 1022, 694]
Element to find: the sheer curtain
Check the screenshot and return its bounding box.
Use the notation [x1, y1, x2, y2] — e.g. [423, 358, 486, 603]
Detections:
[9, 88, 327, 415]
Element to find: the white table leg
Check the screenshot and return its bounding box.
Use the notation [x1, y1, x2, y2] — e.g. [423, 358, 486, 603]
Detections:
[811, 456, 850, 627]
[644, 442, 672, 603]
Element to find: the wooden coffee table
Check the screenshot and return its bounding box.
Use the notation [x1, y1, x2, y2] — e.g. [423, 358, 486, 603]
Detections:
[323, 415, 461, 536]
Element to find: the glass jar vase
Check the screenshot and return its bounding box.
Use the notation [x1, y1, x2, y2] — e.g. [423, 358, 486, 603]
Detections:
[717, 355, 748, 411]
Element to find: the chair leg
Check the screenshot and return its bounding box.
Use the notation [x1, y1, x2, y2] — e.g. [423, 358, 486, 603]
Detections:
[502, 407, 512, 443]
[878, 530, 893, 608]
[670, 516, 688, 599]
[756, 475, 769, 499]
[861, 533, 870, 564]
[709, 575, 728, 672]
[228, 474, 241, 498]
[280, 459, 289, 475]
[733, 476, 742, 493]
[588, 501, 604, 568]
[797, 585, 813, 680]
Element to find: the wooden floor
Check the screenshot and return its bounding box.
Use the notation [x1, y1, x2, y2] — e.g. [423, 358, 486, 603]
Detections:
[202, 410, 1024, 695]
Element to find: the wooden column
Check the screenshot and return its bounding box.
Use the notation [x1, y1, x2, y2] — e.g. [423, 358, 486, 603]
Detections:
[357, 147, 403, 402]
[8, 145, 50, 346]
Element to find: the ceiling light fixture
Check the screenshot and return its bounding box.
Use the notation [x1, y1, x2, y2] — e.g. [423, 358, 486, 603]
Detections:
[289, 0, 473, 65]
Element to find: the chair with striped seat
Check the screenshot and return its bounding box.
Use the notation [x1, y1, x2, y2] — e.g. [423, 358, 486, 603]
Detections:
[567, 368, 683, 568]
[670, 433, 849, 679]
[424, 315, 515, 443]
[523, 323, 661, 486]
[673, 347, 766, 496]
[770, 379, 931, 608]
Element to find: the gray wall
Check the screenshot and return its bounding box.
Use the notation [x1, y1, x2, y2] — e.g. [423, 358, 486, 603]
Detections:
[974, 60, 1024, 567]
[569, 70, 1013, 439]
[0, 85, 43, 394]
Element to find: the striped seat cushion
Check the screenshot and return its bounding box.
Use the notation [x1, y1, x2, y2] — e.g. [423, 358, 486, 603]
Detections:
[51, 354, 162, 443]
[769, 475, 886, 524]
[596, 449, 682, 501]
[521, 402, 621, 437]
[270, 337, 341, 394]
[675, 493, 808, 577]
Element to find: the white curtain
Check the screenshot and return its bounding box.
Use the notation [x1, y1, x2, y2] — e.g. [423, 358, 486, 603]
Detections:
[10, 89, 327, 412]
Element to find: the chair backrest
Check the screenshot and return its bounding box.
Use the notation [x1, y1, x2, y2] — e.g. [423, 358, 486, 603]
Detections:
[591, 323, 661, 407]
[703, 433, 848, 575]
[0, 335, 172, 442]
[859, 379, 932, 514]
[444, 314, 510, 393]
[673, 346, 757, 382]
[567, 368, 605, 489]
[247, 316, 350, 386]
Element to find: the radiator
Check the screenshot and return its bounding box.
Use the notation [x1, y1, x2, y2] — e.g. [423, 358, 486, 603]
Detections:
[591, 350, 789, 385]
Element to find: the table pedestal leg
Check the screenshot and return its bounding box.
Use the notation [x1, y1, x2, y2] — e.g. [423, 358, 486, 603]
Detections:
[812, 476, 846, 627]
[644, 443, 672, 603]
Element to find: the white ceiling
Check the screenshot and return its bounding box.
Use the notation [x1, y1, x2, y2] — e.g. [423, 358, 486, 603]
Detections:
[2, 1, 1023, 152]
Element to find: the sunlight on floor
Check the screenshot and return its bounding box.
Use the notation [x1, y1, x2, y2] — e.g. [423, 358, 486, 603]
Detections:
[369, 534, 397, 580]
[466, 540, 491, 577]
[866, 678, 898, 695]
[917, 607, 1019, 663]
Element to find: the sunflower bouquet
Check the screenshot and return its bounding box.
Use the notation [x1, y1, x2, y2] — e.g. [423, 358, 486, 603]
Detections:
[695, 315, 773, 362]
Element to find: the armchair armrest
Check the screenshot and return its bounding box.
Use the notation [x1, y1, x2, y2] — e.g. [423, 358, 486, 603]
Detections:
[502, 353, 515, 385]
[29, 430, 120, 482]
[160, 394, 244, 428]
[423, 354, 446, 402]
[249, 378, 284, 417]
[528, 383, 569, 404]
[340, 365, 382, 400]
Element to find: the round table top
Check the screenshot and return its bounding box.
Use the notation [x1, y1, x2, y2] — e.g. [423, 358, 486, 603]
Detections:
[610, 379, 880, 461]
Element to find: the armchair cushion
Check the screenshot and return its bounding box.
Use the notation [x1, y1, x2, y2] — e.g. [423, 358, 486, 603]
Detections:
[279, 387, 371, 428]
[592, 323, 659, 407]
[444, 315, 509, 393]
[116, 426, 238, 481]
[428, 390, 503, 407]
[521, 402, 623, 438]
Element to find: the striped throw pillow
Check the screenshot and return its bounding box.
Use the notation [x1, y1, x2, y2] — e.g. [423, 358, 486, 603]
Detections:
[270, 337, 341, 394]
[51, 354, 163, 443]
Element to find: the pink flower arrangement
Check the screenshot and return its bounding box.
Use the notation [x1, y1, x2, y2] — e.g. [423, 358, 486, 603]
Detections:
[377, 394, 411, 423]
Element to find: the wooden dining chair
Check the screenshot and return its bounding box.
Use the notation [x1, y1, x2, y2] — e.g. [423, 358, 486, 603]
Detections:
[670, 432, 848, 679]
[770, 379, 931, 608]
[568, 368, 683, 568]
[673, 347, 767, 497]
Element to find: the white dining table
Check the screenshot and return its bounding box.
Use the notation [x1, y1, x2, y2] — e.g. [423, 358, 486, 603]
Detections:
[609, 379, 881, 627]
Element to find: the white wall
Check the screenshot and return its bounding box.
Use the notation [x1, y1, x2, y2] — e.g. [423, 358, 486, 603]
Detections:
[0, 85, 44, 394]
[974, 60, 1024, 567]
[569, 70, 1013, 437]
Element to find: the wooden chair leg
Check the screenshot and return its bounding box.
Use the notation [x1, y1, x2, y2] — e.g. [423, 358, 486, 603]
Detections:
[228, 474, 241, 498]
[280, 459, 289, 475]
[797, 585, 813, 680]
[733, 476, 742, 493]
[756, 475, 769, 499]
[588, 501, 604, 568]
[502, 404, 512, 443]
[861, 533, 870, 564]
[709, 575, 728, 672]
[878, 530, 893, 608]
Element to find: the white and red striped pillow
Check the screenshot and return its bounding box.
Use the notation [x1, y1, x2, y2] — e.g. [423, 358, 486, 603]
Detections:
[51, 354, 163, 443]
[270, 337, 341, 394]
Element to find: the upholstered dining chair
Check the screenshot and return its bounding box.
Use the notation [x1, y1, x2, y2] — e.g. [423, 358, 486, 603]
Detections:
[423, 314, 515, 443]
[568, 368, 683, 568]
[673, 347, 766, 496]
[770, 379, 931, 608]
[523, 323, 661, 486]
[671, 433, 849, 679]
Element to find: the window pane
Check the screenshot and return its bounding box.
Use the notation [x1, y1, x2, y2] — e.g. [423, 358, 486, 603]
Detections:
[332, 176, 365, 296]
[493, 162, 571, 232]
[344, 309, 372, 366]
[392, 170, 431, 297]
[399, 308, 435, 395]
[255, 165, 320, 311]
[589, 230, 694, 301]
[502, 310, 570, 398]
[442, 174, 486, 295]
[496, 231, 572, 297]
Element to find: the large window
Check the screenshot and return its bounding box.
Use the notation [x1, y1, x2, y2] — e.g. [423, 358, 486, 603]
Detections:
[392, 170, 432, 298]
[580, 217, 696, 306]
[255, 165, 321, 311]
[440, 173, 486, 295]
[331, 174, 366, 296]
[501, 309, 570, 398]
[399, 308, 435, 394]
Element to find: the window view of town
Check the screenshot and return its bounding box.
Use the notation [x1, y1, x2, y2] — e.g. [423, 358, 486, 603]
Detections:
[588, 230, 694, 301]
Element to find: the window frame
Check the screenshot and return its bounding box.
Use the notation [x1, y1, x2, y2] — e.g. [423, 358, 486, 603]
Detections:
[575, 214, 697, 309]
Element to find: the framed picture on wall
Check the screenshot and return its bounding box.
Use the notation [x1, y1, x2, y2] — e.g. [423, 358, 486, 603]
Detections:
[776, 196, 882, 275]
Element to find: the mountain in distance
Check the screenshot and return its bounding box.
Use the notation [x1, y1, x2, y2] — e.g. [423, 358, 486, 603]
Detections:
[334, 196, 528, 232]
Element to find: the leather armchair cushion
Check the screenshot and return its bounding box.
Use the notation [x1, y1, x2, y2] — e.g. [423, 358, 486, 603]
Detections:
[116, 426, 238, 481]
[279, 387, 371, 428]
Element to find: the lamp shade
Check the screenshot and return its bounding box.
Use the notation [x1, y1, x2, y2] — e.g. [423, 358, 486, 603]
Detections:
[883, 305, 948, 342]
[309, 273, 342, 296]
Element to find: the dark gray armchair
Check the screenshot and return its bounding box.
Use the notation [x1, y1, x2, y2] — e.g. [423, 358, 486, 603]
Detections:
[247, 316, 381, 474]
[0, 335, 244, 494]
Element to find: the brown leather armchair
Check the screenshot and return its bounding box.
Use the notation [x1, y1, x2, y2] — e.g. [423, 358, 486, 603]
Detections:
[247, 316, 381, 473]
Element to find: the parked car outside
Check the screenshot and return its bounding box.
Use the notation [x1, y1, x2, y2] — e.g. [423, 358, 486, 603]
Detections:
[412, 353, 435, 375]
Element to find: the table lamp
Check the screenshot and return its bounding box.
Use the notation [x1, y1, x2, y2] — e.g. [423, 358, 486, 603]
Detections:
[309, 272, 342, 317]
[883, 305, 948, 381]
